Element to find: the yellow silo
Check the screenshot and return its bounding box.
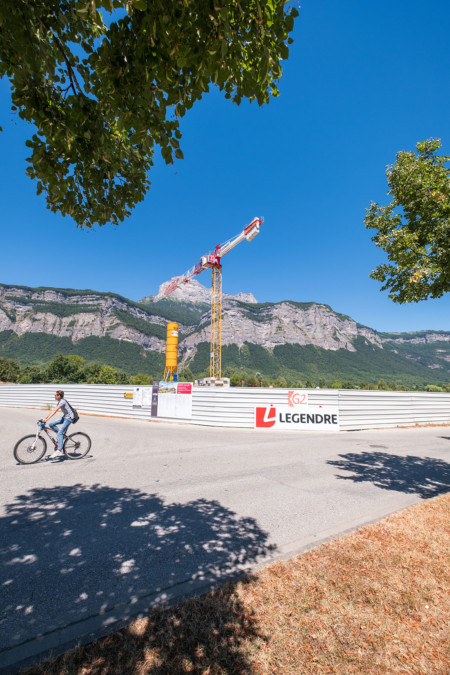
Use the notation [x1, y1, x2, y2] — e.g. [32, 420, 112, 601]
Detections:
[163, 322, 179, 382]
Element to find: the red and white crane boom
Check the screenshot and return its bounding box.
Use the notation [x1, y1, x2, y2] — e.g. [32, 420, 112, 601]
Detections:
[154, 217, 263, 379]
[155, 217, 262, 300]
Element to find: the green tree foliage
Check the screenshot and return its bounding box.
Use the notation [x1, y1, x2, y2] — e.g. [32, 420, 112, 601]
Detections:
[46, 353, 85, 382]
[84, 362, 102, 382]
[178, 366, 193, 382]
[143, 298, 209, 326]
[129, 372, 153, 385]
[0, 330, 165, 376]
[1, 348, 449, 392]
[67, 354, 85, 369]
[239, 344, 252, 368]
[113, 310, 166, 339]
[85, 364, 128, 383]
[18, 365, 45, 383]
[366, 139, 450, 302]
[0, 0, 298, 227]
[230, 373, 242, 387]
[2, 329, 449, 388]
[97, 365, 121, 384]
[43, 353, 126, 383]
[0, 357, 20, 382]
[31, 302, 99, 317]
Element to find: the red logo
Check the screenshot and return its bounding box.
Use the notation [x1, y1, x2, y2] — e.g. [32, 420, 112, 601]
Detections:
[288, 391, 308, 407]
[255, 405, 277, 428]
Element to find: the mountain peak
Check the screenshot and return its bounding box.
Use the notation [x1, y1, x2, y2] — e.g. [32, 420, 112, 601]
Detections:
[1, 281, 450, 385]
[145, 278, 258, 305]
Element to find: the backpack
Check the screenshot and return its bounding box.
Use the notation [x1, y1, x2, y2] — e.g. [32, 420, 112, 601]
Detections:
[67, 400, 80, 424]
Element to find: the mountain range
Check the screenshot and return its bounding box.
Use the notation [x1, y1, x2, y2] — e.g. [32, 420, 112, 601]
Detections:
[1, 281, 449, 386]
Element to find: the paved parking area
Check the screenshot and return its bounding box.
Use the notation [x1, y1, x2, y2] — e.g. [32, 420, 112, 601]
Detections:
[1, 406, 449, 672]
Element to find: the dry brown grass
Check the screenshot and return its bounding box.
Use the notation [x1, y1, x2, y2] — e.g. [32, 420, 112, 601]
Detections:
[23, 494, 450, 675]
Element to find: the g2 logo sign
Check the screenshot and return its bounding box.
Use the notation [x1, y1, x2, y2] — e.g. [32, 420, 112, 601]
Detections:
[288, 391, 308, 407]
[255, 405, 277, 428]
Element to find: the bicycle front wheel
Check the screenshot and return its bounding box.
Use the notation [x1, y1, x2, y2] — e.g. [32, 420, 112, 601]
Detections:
[14, 435, 47, 464]
[63, 432, 91, 459]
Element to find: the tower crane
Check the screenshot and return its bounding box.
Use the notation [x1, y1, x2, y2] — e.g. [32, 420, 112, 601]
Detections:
[154, 217, 263, 380]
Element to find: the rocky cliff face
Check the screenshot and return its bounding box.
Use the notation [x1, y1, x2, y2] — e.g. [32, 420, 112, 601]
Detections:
[1, 282, 449, 367]
[179, 300, 386, 360]
[383, 332, 450, 345]
[0, 285, 168, 352]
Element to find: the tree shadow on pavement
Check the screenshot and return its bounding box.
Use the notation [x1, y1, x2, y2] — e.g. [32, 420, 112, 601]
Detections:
[328, 451, 450, 498]
[0, 484, 274, 673]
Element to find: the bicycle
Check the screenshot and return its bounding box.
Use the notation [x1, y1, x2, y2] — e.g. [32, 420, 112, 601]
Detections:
[14, 421, 92, 464]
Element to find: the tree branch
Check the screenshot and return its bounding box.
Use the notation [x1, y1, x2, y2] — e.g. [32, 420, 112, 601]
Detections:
[40, 19, 83, 96]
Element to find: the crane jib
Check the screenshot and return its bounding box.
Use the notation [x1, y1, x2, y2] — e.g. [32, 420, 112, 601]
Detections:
[155, 216, 262, 378]
[159, 217, 262, 298]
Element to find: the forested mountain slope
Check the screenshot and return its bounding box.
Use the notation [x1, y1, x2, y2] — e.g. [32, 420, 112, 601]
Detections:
[1, 282, 449, 386]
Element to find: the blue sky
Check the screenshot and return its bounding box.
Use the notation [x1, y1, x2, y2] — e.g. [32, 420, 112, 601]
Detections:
[1, 0, 449, 332]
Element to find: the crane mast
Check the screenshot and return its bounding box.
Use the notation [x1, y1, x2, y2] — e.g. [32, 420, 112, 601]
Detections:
[155, 217, 263, 379]
[211, 265, 222, 379]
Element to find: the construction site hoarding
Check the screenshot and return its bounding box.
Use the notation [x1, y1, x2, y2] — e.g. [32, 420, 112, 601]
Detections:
[0, 385, 449, 430]
[133, 382, 193, 419]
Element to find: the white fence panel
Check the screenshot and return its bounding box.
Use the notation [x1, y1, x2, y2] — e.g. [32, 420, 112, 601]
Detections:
[338, 390, 417, 430]
[0, 385, 449, 431]
[0, 384, 151, 420]
[191, 388, 340, 427]
[410, 392, 450, 426]
[338, 390, 450, 430]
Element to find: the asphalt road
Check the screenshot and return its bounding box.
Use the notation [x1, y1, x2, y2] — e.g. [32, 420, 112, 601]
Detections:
[1, 406, 449, 672]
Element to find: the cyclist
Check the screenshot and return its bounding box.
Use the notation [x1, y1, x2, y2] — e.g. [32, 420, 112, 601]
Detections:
[40, 390, 75, 458]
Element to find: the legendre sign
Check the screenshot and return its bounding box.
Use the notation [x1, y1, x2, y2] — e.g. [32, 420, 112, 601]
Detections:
[255, 404, 340, 431]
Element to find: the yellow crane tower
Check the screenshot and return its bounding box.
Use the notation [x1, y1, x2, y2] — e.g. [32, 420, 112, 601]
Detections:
[155, 217, 262, 380]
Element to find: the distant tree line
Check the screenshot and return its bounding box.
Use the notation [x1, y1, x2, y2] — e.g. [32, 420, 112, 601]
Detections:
[189, 340, 450, 389]
[199, 367, 450, 393]
[0, 355, 153, 386]
[1, 356, 450, 393]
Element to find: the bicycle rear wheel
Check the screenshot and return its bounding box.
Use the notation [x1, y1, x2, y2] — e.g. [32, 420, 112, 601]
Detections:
[14, 435, 47, 464]
[63, 432, 91, 459]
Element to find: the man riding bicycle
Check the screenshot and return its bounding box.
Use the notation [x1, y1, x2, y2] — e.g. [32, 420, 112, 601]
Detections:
[41, 390, 75, 458]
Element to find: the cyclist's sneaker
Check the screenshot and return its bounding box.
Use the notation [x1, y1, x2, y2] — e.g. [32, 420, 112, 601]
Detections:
[49, 449, 64, 458]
